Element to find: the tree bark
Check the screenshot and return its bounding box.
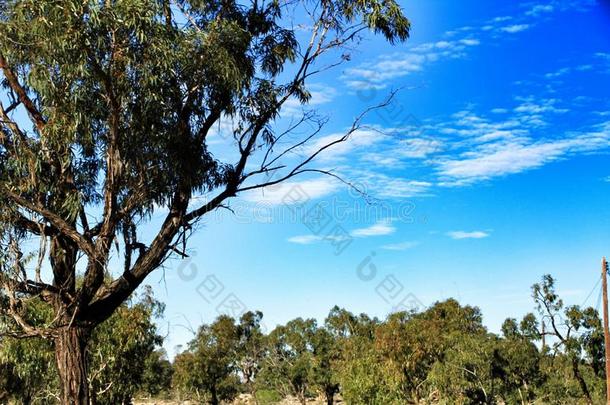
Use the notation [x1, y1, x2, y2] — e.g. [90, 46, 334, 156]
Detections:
[54, 326, 90, 405]
[210, 385, 219, 405]
[571, 357, 593, 405]
[325, 391, 334, 405]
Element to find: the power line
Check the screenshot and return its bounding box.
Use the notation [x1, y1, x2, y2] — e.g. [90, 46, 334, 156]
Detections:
[583, 273, 602, 307]
[596, 282, 603, 313]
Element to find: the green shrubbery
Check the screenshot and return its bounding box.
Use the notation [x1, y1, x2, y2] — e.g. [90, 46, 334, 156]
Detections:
[1, 275, 607, 404]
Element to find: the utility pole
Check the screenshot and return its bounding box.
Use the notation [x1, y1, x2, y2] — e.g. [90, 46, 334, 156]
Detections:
[541, 321, 546, 351]
[602, 257, 610, 405]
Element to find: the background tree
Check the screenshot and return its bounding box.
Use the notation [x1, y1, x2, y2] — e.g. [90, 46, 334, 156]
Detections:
[172, 315, 242, 405]
[498, 317, 543, 403]
[139, 349, 173, 399]
[261, 318, 315, 404]
[532, 274, 604, 405]
[0, 0, 410, 402]
[310, 326, 341, 405]
[86, 286, 165, 405]
[235, 311, 266, 399]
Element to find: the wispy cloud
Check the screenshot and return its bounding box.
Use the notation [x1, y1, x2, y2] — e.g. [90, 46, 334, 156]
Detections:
[526, 4, 554, 16]
[242, 177, 340, 205]
[381, 241, 419, 251]
[282, 85, 337, 116]
[343, 38, 481, 90]
[436, 121, 610, 185]
[500, 24, 531, 33]
[447, 231, 490, 240]
[287, 234, 350, 245]
[304, 128, 390, 162]
[351, 220, 396, 237]
[287, 235, 323, 244]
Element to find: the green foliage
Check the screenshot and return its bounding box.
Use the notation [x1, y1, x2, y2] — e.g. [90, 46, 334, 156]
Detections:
[87, 286, 165, 404]
[0, 286, 165, 404]
[0, 299, 57, 404]
[172, 313, 267, 404]
[3, 275, 609, 405]
[139, 349, 173, 398]
[0, 332, 57, 404]
[259, 318, 317, 404]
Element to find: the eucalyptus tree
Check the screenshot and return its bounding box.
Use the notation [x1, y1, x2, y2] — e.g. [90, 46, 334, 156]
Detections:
[0, 0, 410, 403]
[173, 315, 242, 405]
[532, 275, 604, 405]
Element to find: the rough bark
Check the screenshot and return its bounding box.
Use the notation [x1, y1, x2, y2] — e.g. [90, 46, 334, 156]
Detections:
[54, 326, 90, 405]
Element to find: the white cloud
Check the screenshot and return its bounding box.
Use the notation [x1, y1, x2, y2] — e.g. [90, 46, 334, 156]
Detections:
[287, 233, 351, 245]
[545, 67, 571, 79]
[376, 179, 433, 199]
[501, 24, 531, 33]
[242, 177, 340, 205]
[447, 231, 490, 240]
[437, 131, 610, 184]
[526, 4, 554, 16]
[287, 235, 323, 244]
[305, 128, 387, 161]
[343, 37, 480, 89]
[351, 220, 396, 237]
[399, 138, 443, 158]
[381, 241, 419, 251]
[282, 86, 337, 116]
[513, 97, 569, 115]
[430, 102, 610, 185]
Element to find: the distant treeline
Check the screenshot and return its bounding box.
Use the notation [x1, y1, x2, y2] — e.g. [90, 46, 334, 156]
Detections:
[0, 275, 606, 405]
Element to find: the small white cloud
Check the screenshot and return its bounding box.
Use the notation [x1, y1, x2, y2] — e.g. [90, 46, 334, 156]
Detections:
[545, 67, 571, 79]
[492, 16, 513, 23]
[501, 24, 530, 33]
[377, 179, 433, 199]
[447, 231, 490, 240]
[526, 4, 554, 16]
[491, 108, 508, 114]
[351, 220, 396, 237]
[459, 38, 480, 46]
[287, 235, 323, 244]
[288, 234, 351, 245]
[381, 241, 419, 251]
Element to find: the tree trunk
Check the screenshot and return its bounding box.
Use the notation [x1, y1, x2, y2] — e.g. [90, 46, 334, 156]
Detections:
[210, 385, 219, 405]
[54, 326, 90, 405]
[326, 391, 334, 405]
[571, 357, 593, 405]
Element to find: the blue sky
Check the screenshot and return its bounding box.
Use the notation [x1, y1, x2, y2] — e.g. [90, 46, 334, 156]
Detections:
[147, 0, 610, 355]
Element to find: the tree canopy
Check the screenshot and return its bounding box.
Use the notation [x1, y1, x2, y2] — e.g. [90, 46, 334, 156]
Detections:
[0, 0, 410, 402]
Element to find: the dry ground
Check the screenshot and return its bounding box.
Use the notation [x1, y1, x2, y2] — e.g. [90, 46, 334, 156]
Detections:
[135, 394, 336, 404]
